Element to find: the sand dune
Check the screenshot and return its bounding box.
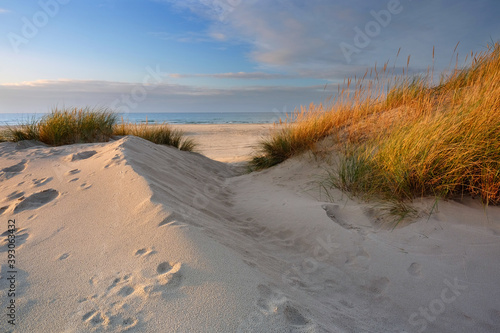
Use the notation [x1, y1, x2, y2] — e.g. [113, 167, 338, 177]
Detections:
[1, 134, 500, 332]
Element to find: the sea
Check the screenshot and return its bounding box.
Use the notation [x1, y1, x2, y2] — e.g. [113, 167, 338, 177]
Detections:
[0, 112, 285, 126]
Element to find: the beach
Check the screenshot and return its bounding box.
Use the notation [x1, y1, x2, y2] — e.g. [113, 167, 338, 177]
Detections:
[1, 124, 500, 332]
[173, 124, 273, 163]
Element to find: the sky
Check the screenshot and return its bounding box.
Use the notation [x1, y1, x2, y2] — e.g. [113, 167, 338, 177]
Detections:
[0, 0, 499, 114]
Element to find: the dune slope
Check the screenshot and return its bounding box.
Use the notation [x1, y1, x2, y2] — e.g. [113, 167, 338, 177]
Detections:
[1, 136, 500, 332]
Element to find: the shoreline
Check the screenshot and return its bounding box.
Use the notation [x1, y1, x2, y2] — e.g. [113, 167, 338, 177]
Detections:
[0, 111, 282, 127]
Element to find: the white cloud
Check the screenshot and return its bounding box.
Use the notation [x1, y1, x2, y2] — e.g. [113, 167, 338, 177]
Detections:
[0, 8, 10, 13]
[159, 0, 500, 79]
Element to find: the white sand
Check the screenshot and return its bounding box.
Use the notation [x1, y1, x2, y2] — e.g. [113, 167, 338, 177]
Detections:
[1, 128, 500, 332]
[173, 124, 273, 163]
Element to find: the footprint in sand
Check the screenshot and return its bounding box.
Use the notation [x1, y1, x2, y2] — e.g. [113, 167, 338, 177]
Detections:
[65, 169, 80, 176]
[80, 260, 184, 331]
[82, 309, 138, 330]
[0, 160, 27, 181]
[31, 177, 53, 187]
[322, 204, 360, 230]
[151, 262, 183, 294]
[79, 183, 92, 190]
[0, 228, 29, 252]
[80, 273, 141, 331]
[58, 253, 70, 261]
[104, 154, 123, 168]
[0, 206, 9, 216]
[156, 262, 173, 274]
[366, 277, 390, 295]
[134, 248, 156, 257]
[69, 150, 97, 161]
[82, 310, 105, 324]
[14, 189, 59, 213]
[407, 262, 422, 277]
[253, 284, 313, 329]
[5, 190, 25, 201]
[118, 285, 135, 297]
[82, 310, 110, 327]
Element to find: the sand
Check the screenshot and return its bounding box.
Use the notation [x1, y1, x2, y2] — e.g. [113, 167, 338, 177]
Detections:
[1, 125, 500, 332]
[172, 124, 273, 163]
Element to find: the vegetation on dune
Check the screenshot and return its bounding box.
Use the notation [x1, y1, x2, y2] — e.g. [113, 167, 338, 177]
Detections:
[3, 107, 196, 151]
[252, 42, 500, 205]
[114, 121, 196, 152]
[5, 108, 117, 145]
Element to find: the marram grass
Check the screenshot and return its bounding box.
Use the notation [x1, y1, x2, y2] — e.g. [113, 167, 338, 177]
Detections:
[253, 42, 500, 204]
[5, 107, 117, 146]
[114, 121, 196, 152]
[5, 108, 196, 152]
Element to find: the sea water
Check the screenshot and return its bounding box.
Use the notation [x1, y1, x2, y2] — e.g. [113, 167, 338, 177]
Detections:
[0, 112, 285, 126]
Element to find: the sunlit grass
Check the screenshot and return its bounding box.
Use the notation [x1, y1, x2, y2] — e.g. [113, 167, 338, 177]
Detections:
[114, 121, 196, 152]
[253, 42, 500, 205]
[4, 108, 196, 152]
[5, 108, 116, 145]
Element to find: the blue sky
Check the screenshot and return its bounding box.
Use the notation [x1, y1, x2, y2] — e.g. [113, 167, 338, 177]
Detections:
[0, 0, 499, 114]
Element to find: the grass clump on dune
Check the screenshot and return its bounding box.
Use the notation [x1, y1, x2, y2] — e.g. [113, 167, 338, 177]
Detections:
[7, 108, 116, 146]
[41, 108, 117, 145]
[114, 122, 196, 152]
[253, 42, 500, 205]
[6, 107, 117, 145]
[5, 107, 196, 151]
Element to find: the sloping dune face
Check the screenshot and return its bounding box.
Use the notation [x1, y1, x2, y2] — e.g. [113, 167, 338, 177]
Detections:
[0, 137, 317, 333]
[2, 136, 500, 333]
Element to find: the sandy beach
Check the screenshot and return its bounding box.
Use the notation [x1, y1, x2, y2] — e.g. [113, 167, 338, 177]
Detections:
[172, 124, 273, 163]
[1, 125, 500, 332]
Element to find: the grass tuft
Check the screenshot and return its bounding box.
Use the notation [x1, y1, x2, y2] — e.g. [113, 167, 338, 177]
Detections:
[5, 107, 117, 146]
[114, 121, 197, 152]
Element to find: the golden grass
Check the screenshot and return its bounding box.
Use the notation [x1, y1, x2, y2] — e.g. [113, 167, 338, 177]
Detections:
[5, 107, 116, 145]
[5, 108, 196, 152]
[253, 42, 500, 204]
[114, 121, 196, 152]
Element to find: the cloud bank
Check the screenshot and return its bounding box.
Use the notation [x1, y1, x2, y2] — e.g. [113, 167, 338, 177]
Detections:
[0, 79, 331, 114]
